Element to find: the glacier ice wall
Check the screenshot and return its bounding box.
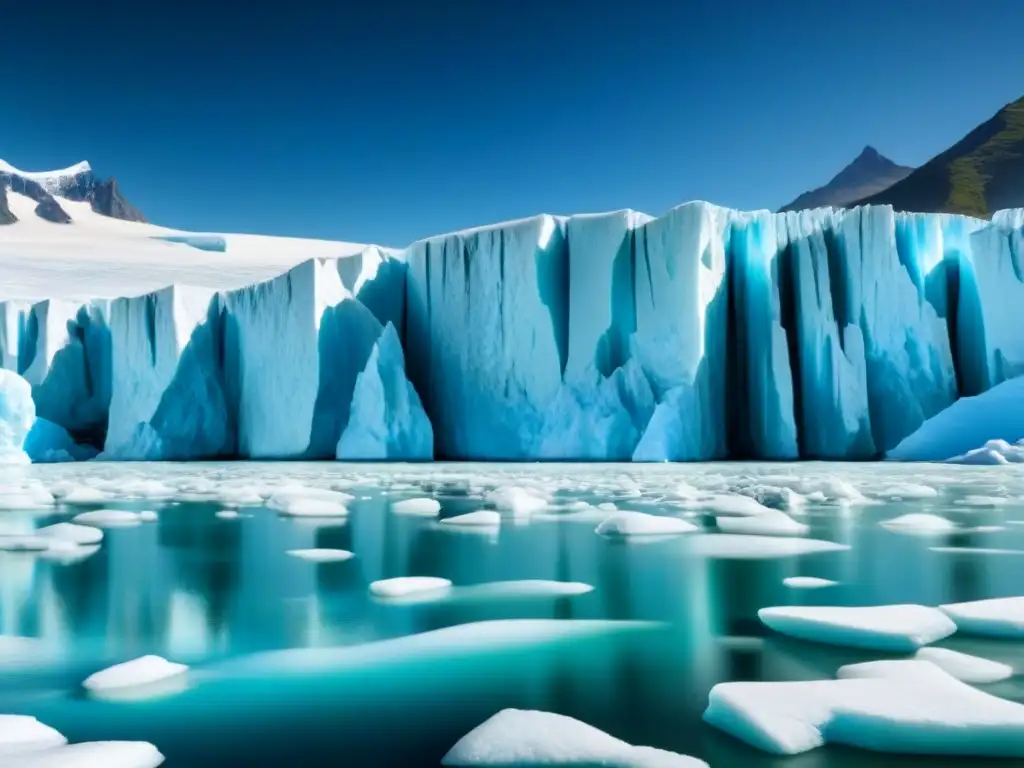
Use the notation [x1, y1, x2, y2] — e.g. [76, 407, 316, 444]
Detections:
[0, 369, 35, 463]
[2, 200, 1023, 462]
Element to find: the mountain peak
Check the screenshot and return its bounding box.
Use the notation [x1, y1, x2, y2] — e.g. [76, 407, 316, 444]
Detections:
[778, 147, 914, 212]
[0, 159, 146, 223]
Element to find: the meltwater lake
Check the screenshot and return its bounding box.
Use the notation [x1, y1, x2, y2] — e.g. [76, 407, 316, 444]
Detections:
[1, 461, 1023, 767]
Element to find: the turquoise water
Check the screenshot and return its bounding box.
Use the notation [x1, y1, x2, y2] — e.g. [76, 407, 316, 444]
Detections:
[2, 462, 1024, 766]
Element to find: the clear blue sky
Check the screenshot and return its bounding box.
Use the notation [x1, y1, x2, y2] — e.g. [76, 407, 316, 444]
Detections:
[3, 0, 1023, 247]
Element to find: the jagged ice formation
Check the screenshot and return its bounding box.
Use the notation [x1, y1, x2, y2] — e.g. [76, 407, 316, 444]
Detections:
[1, 198, 1023, 462]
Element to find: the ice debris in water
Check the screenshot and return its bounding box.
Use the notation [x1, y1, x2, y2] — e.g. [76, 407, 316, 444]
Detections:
[758, 604, 956, 651]
[286, 548, 354, 563]
[940, 596, 1024, 638]
[484, 486, 548, 518]
[265, 485, 353, 511]
[272, 498, 349, 517]
[595, 511, 699, 537]
[0, 714, 67, 754]
[35, 523, 103, 545]
[783, 576, 837, 589]
[698, 494, 777, 517]
[913, 647, 1014, 684]
[390, 497, 441, 517]
[948, 439, 1024, 465]
[0, 536, 53, 552]
[880, 513, 957, 535]
[440, 511, 501, 527]
[71, 510, 142, 527]
[138, 511, 158, 522]
[369, 577, 453, 599]
[684, 534, 849, 560]
[876, 484, 939, 500]
[55, 485, 111, 504]
[215, 509, 240, 519]
[442, 708, 708, 767]
[704, 659, 1024, 757]
[716, 510, 808, 537]
[83, 656, 188, 697]
[8, 741, 165, 768]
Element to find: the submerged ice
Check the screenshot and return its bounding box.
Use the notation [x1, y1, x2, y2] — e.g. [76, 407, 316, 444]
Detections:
[2, 200, 1023, 461]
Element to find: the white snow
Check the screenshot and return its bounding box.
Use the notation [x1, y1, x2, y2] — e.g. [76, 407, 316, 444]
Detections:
[390, 497, 441, 517]
[595, 512, 699, 537]
[0, 715, 66, 754]
[369, 576, 453, 599]
[758, 604, 956, 651]
[71, 509, 142, 527]
[286, 548, 354, 563]
[82, 655, 188, 697]
[880, 513, 957, 535]
[7, 741, 165, 768]
[940, 596, 1024, 638]
[913, 647, 1014, 683]
[442, 709, 707, 767]
[0, 159, 92, 193]
[705, 659, 1024, 757]
[439, 511, 502, 527]
[783, 576, 837, 589]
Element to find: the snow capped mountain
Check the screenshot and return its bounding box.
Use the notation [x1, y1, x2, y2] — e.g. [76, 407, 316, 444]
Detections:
[0, 158, 1022, 464]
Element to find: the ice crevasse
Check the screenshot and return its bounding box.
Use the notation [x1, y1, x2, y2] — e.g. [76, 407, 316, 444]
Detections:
[0, 200, 1022, 462]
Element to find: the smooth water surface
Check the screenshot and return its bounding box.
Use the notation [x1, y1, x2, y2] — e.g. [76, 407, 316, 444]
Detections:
[2, 462, 1024, 767]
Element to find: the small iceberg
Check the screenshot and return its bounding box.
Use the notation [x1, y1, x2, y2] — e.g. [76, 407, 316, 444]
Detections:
[442, 708, 708, 767]
[783, 576, 837, 589]
[876, 484, 939, 501]
[8, 741, 165, 767]
[704, 660, 1024, 757]
[758, 604, 956, 651]
[880, 513, 956, 535]
[596, 511, 698, 537]
[0, 714, 66, 754]
[274, 499, 349, 517]
[440, 511, 501, 527]
[913, 647, 1014, 683]
[71, 510, 142, 528]
[0, 536, 53, 552]
[369, 577, 452, 599]
[717, 510, 808, 537]
[684, 535, 849, 560]
[35, 523, 103, 546]
[286, 548, 354, 563]
[940, 596, 1024, 638]
[215, 510, 240, 520]
[948, 439, 1024, 465]
[83, 655, 189, 700]
[391, 498, 441, 517]
[484, 486, 548, 518]
[699, 494, 775, 517]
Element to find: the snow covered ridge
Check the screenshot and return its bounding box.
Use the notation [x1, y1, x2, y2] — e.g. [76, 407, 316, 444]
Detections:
[2, 196, 1024, 461]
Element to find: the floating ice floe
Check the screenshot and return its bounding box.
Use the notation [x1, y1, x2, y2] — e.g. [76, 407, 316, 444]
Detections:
[35, 523, 103, 545]
[698, 494, 775, 517]
[442, 709, 707, 767]
[369, 576, 453, 599]
[875, 484, 939, 501]
[716, 510, 808, 537]
[914, 647, 1014, 683]
[484, 486, 548, 518]
[783, 576, 837, 589]
[684, 535, 849, 560]
[595, 511, 699, 537]
[56, 485, 112, 504]
[880, 513, 957, 535]
[931, 546, 1024, 556]
[940, 596, 1024, 638]
[439, 511, 501, 527]
[83, 655, 189, 699]
[391, 497, 441, 517]
[215, 509, 240, 519]
[704, 659, 1024, 757]
[0, 536, 53, 552]
[758, 604, 956, 651]
[71, 509, 142, 527]
[138, 511, 158, 523]
[948, 439, 1024, 465]
[286, 548, 354, 563]
[0, 714, 66, 754]
[38, 543, 100, 564]
[8, 741, 165, 768]
[273, 498, 349, 517]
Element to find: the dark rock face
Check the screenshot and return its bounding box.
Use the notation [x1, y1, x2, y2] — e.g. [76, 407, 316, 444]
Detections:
[35, 195, 73, 224]
[89, 178, 146, 222]
[779, 146, 914, 212]
[0, 186, 16, 225]
[1, 172, 72, 223]
[1, 167, 145, 224]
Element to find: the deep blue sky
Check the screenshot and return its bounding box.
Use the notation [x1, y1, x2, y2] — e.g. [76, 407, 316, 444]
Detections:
[4, 0, 1023, 246]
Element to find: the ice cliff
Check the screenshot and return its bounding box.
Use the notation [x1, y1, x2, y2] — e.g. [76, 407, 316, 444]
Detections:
[1, 200, 1022, 462]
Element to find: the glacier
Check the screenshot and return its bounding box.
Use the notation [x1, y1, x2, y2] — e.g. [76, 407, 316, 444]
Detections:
[1, 174, 1024, 462]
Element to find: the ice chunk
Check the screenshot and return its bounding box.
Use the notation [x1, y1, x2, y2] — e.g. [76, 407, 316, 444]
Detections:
[266, 486, 353, 510]
[880, 513, 956, 535]
[138, 510, 158, 522]
[369, 576, 453, 599]
[876, 484, 939, 500]
[7, 741, 165, 768]
[390, 497, 441, 517]
[442, 709, 707, 767]
[699, 494, 776, 517]
[889, 377, 1024, 462]
[717, 510, 808, 536]
[684, 534, 849, 559]
[759, 604, 956, 651]
[336, 323, 433, 460]
[83, 655, 188, 698]
[595, 512, 698, 537]
[0, 715, 66, 754]
[940, 596, 1024, 638]
[72, 509, 142, 527]
[286, 548, 354, 563]
[0, 370, 34, 464]
[36, 522, 103, 545]
[948, 438, 1024, 465]
[784, 576, 837, 589]
[914, 648, 1014, 683]
[56, 485, 110, 504]
[440, 511, 501, 527]
[273, 498, 348, 517]
[485, 486, 547, 518]
[215, 509, 240, 519]
[704, 660, 1024, 756]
